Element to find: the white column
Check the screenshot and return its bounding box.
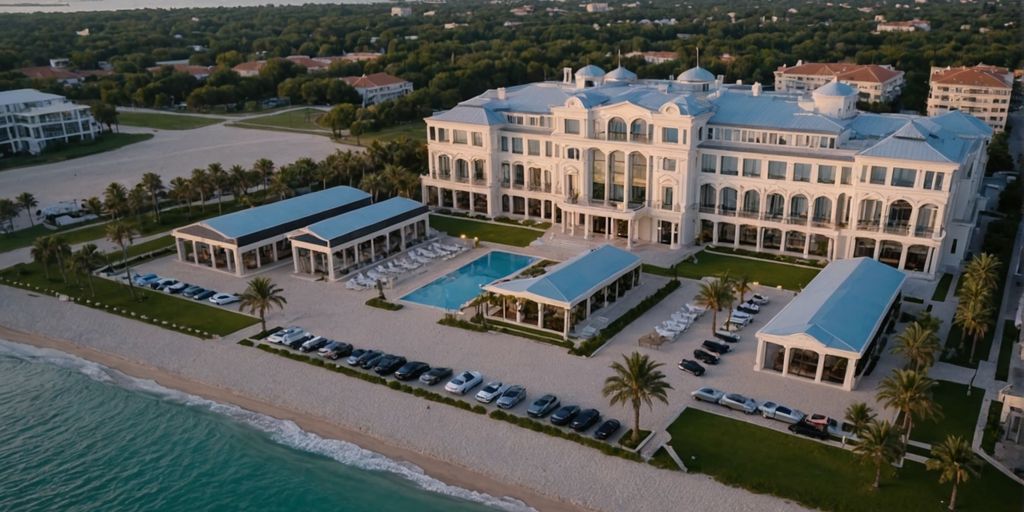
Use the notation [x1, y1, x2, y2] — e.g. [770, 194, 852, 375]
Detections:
[754, 339, 765, 371]
[233, 249, 242, 275]
[563, 307, 571, 339]
[309, 251, 315, 275]
[272, 242, 278, 262]
[756, 228, 763, 251]
[803, 234, 811, 258]
[293, 248, 301, 273]
[897, 246, 908, 270]
[194, 242, 201, 265]
[844, 357, 857, 391]
[781, 347, 791, 376]
[537, 304, 544, 328]
[924, 247, 935, 275]
[827, 238, 835, 260]
[175, 238, 185, 261]
[326, 249, 336, 280]
[626, 220, 633, 249]
[872, 240, 881, 260]
[814, 352, 825, 383]
[712, 222, 719, 244]
[583, 214, 590, 240]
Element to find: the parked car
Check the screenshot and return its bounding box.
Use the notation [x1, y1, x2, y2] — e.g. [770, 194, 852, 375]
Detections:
[394, 361, 431, 381]
[133, 273, 160, 287]
[321, 341, 354, 360]
[714, 330, 741, 343]
[702, 340, 731, 355]
[807, 414, 858, 439]
[693, 349, 720, 365]
[374, 355, 407, 376]
[267, 327, 306, 344]
[286, 334, 313, 350]
[750, 293, 770, 305]
[419, 367, 453, 386]
[181, 285, 205, 298]
[360, 352, 385, 369]
[691, 387, 725, 404]
[150, 277, 175, 290]
[495, 385, 527, 409]
[719, 393, 759, 414]
[789, 420, 830, 440]
[550, 405, 581, 426]
[300, 336, 330, 352]
[445, 370, 484, 395]
[759, 402, 806, 424]
[475, 381, 507, 404]
[736, 303, 759, 315]
[353, 350, 383, 368]
[527, 394, 560, 418]
[165, 281, 189, 294]
[209, 293, 240, 305]
[570, 409, 601, 432]
[594, 419, 621, 440]
[728, 313, 751, 327]
[677, 359, 706, 376]
[346, 348, 368, 366]
[193, 289, 217, 301]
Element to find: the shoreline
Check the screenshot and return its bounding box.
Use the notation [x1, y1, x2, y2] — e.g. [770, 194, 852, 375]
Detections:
[0, 323, 584, 512]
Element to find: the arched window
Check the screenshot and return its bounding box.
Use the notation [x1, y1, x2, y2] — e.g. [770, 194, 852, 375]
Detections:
[858, 199, 882, 229]
[629, 152, 647, 203]
[609, 151, 625, 201]
[455, 159, 469, 180]
[720, 187, 738, 213]
[608, 118, 627, 141]
[766, 193, 785, 219]
[438, 155, 451, 177]
[789, 195, 808, 220]
[742, 190, 760, 216]
[812, 196, 832, 224]
[630, 120, 648, 142]
[699, 184, 716, 209]
[915, 204, 938, 237]
[513, 164, 525, 186]
[887, 200, 912, 234]
[590, 150, 606, 201]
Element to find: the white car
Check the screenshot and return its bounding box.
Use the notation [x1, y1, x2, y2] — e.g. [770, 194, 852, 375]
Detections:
[691, 387, 725, 404]
[445, 370, 483, 395]
[267, 327, 306, 344]
[750, 293, 770, 305]
[475, 381, 507, 403]
[133, 273, 161, 287]
[718, 393, 759, 414]
[759, 401, 806, 424]
[209, 293, 240, 305]
[165, 281, 188, 294]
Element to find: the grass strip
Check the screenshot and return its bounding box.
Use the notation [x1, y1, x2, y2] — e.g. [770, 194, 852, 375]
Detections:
[428, 214, 543, 247]
[644, 250, 820, 291]
[118, 112, 222, 130]
[366, 297, 403, 311]
[0, 133, 152, 172]
[931, 273, 954, 301]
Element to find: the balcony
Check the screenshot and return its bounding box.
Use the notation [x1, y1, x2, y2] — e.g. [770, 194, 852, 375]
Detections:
[527, 183, 552, 193]
[914, 226, 936, 238]
[455, 174, 469, 183]
[718, 207, 737, 216]
[810, 218, 834, 229]
[698, 205, 716, 214]
[883, 223, 910, 236]
[659, 203, 681, 212]
[786, 215, 809, 226]
[856, 220, 880, 232]
[738, 210, 760, 219]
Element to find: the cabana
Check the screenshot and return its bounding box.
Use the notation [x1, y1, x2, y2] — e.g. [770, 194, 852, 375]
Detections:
[754, 257, 905, 390]
[483, 245, 642, 340]
[172, 186, 372, 276]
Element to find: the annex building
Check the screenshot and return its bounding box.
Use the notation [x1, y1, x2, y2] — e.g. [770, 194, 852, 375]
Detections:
[0, 89, 101, 156]
[420, 64, 993, 278]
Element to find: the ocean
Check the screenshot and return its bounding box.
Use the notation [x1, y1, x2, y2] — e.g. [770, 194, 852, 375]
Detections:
[0, 0, 377, 14]
[0, 339, 532, 512]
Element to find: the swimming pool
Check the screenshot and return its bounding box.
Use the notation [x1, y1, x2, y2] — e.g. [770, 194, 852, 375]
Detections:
[401, 251, 536, 310]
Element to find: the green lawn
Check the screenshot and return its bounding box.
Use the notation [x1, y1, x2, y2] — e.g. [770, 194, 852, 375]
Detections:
[0, 221, 104, 253]
[232, 108, 329, 132]
[932, 273, 954, 302]
[645, 250, 820, 290]
[105, 235, 175, 266]
[0, 133, 153, 172]
[0, 260, 257, 337]
[909, 380, 984, 445]
[996, 321, 1019, 382]
[338, 121, 426, 146]
[942, 323, 996, 369]
[429, 214, 544, 247]
[118, 112, 222, 130]
[666, 408, 1021, 512]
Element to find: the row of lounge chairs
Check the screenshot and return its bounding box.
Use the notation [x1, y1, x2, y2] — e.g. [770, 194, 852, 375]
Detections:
[345, 242, 468, 290]
[653, 303, 707, 340]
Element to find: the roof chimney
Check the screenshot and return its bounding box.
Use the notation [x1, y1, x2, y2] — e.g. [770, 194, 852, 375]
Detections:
[563, 67, 573, 84]
[497, 87, 507, 100]
[752, 82, 762, 96]
[797, 59, 803, 66]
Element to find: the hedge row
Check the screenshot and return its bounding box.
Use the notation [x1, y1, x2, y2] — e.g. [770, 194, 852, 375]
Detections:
[572, 279, 681, 357]
[237, 339, 255, 347]
[489, 410, 642, 462]
[438, 315, 489, 332]
[366, 297, 403, 311]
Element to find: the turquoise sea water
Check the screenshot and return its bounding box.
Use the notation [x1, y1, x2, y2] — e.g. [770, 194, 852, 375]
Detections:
[402, 251, 536, 310]
[0, 339, 532, 512]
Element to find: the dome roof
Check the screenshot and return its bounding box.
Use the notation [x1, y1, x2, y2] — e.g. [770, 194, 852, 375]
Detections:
[574, 65, 606, 79]
[813, 79, 857, 97]
[605, 66, 637, 82]
[677, 65, 715, 83]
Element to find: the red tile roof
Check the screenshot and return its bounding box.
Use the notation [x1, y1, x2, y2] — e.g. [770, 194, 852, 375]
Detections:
[931, 64, 1012, 89]
[341, 72, 409, 89]
[777, 62, 903, 83]
[232, 60, 265, 74]
[18, 66, 84, 80]
[146, 64, 213, 76]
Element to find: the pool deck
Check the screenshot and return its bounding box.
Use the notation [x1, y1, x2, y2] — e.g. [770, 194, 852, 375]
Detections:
[400, 250, 537, 311]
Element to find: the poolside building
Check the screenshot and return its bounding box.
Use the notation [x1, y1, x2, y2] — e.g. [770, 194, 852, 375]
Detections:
[288, 197, 430, 280]
[483, 245, 642, 340]
[753, 257, 905, 391]
[171, 186, 372, 276]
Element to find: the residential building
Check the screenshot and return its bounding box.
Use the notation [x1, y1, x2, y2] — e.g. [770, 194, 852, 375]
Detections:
[391, 6, 412, 16]
[341, 73, 414, 107]
[586, 3, 609, 13]
[17, 66, 85, 85]
[421, 64, 994, 278]
[755, 257, 905, 391]
[627, 51, 677, 64]
[146, 63, 215, 80]
[997, 294, 1024, 447]
[877, 19, 930, 32]
[232, 53, 383, 77]
[774, 61, 905, 103]
[0, 89, 101, 156]
[927, 64, 1014, 133]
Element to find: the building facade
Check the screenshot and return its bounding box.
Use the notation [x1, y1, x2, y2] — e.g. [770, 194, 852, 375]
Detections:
[877, 19, 930, 32]
[421, 65, 993, 278]
[0, 89, 101, 156]
[927, 64, 1014, 133]
[341, 73, 414, 107]
[774, 61, 905, 103]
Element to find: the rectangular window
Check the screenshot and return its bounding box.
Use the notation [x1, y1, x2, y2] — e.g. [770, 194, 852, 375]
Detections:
[681, 129, 687, 145]
[870, 166, 887, 185]
[544, 141, 552, 157]
[453, 130, 467, 144]
[527, 139, 540, 156]
[662, 187, 673, 208]
[662, 127, 678, 143]
[742, 158, 761, 177]
[720, 156, 738, 175]
[701, 154, 716, 173]
[501, 163, 510, 186]
[564, 119, 580, 134]
[429, 126, 436, 141]
[437, 128, 448, 142]
[817, 165, 835, 184]
[841, 166, 852, 185]
[768, 160, 786, 180]
[891, 167, 916, 187]
[472, 132, 483, 146]
[500, 136, 508, 152]
[662, 158, 676, 171]
[473, 160, 485, 180]
[923, 171, 944, 190]
[793, 163, 811, 182]
[511, 137, 523, 154]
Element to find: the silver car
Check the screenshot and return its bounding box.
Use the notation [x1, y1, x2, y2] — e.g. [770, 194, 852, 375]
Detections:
[475, 381, 507, 404]
[719, 393, 759, 414]
[690, 387, 725, 404]
[759, 401, 806, 424]
[495, 385, 527, 409]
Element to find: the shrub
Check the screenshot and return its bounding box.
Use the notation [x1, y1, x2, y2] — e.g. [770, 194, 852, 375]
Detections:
[366, 297, 403, 311]
[438, 315, 489, 332]
[238, 339, 255, 347]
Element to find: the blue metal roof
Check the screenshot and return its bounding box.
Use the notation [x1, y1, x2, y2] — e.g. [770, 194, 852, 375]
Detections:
[301, 197, 427, 246]
[757, 258, 905, 354]
[813, 80, 857, 97]
[486, 245, 641, 306]
[202, 186, 371, 242]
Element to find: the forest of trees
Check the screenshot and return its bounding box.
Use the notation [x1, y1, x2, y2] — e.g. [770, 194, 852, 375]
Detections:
[0, 0, 1019, 121]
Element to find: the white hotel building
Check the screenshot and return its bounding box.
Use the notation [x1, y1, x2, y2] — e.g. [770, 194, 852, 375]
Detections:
[0, 89, 101, 156]
[420, 65, 993, 277]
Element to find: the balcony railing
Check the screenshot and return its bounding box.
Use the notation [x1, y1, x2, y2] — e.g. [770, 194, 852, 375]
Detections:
[786, 215, 809, 225]
[856, 220, 880, 231]
[698, 205, 716, 214]
[718, 207, 737, 216]
[810, 218, 833, 228]
[738, 210, 760, 219]
[455, 174, 469, 183]
[660, 203, 681, 212]
[914, 226, 935, 238]
[883, 223, 911, 236]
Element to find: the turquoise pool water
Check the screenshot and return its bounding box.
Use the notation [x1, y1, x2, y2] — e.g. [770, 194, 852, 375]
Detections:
[402, 251, 535, 310]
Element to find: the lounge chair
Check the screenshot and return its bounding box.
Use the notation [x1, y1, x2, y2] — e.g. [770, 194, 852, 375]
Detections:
[655, 326, 678, 340]
[345, 278, 364, 290]
[417, 248, 438, 259]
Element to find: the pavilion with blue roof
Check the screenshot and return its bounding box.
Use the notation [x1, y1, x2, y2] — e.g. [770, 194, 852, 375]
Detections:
[754, 257, 905, 390]
[288, 197, 430, 280]
[483, 245, 642, 339]
[171, 186, 371, 276]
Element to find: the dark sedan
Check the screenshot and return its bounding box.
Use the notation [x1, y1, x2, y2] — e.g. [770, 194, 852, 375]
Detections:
[569, 409, 601, 432]
[789, 420, 830, 440]
[353, 350, 382, 368]
[322, 342, 354, 360]
[693, 349, 720, 365]
[374, 355, 407, 376]
[677, 359, 706, 377]
[286, 335, 312, 350]
[360, 352, 386, 369]
[594, 419, 621, 440]
[550, 405, 581, 426]
[194, 289, 217, 301]
[419, 367, 453, 385]
[526, 394, 560, 418]
[395, 361, 430, 381]
[714, 331, 741, 343]
[702, 340, 730, 355]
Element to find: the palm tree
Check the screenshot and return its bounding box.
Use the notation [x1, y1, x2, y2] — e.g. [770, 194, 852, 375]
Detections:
[191, 168, 211, 212]
[169, 177, 194, 218]
[601, 352, 673, 446]
[207, 163, 228, 213]
[313, 160, 338, 190]
[31, 236, 56, 279]
[926, 435, 981, 511]
[963, 253, 1000, 291]
[360, 172, 387, 201]
[15, 192, 38, 227]
[238, 276, 287, 333]
[844, 402, 877, 436]
[229, 164, 252, 198]
[381, 163, 409, 198]
[128, 184, 148, 222]
[0, 198, 16, 232]
[892, 322, 941, 371]
[140, 172, 164, 222]
[916, 311, 943, 333]
[694, 277, 735, 335]
[50, 236, 71, 284]
[876, 369, 942, 444]
[733, 273, 752, 304]
[268, 173, 294, 201]
[103, 182, 129, 219]
[84, 197, 104, 218]
[106, 220, 138, 299]
[953, 285, 992, 363]
[292, 157, 319, 189]
[252, 158, 274, 192]
[69, 243, 103, 295]
[852, 420, 903, 489]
